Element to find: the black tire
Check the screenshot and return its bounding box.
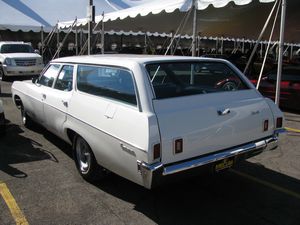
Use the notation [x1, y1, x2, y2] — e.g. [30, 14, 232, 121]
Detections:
[0, 66, 6, 81]
[20, 104, 34, 128]
[73, 135, 106, 182]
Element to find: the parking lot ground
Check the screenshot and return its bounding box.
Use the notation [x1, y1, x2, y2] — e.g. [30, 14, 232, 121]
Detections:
[1, 79, 300, 225]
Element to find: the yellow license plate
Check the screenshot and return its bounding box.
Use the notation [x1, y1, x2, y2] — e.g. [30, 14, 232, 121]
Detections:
[215, 157, 234, 172]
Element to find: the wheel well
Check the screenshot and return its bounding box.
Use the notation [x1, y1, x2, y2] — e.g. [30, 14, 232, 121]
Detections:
[14, 95, 22, 109]
[66, 129, 77, 144]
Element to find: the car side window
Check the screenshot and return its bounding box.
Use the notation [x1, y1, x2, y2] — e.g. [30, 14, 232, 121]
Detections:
[54, 65, 74, 91]
[77, 65, 137, 106]
[37, 64, 60, 87]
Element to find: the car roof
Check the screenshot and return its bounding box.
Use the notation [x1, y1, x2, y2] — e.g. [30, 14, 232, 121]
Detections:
[52, 54, 228, 68]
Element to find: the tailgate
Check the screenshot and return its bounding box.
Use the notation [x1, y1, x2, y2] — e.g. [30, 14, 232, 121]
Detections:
[153, 90, 274, 164]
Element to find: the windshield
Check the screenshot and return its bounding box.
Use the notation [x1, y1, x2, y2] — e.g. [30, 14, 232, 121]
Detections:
[145, 61, 249, 99]
[0, 44, 34, 53]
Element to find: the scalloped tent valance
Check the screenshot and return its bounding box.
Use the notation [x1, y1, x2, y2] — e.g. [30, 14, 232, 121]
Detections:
[58, 0, 299, 43]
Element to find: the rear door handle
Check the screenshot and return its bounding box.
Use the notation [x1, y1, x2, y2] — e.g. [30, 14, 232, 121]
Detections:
[218, 108, 230, 116]
[42, 94, 46, 99]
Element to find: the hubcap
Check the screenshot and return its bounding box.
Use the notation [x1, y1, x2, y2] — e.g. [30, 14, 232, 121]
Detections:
[21, 108, 26, 124]
[75, 138, 91, 174]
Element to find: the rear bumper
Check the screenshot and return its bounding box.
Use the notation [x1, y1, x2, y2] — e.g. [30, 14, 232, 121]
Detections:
[137, 129, 285, 189]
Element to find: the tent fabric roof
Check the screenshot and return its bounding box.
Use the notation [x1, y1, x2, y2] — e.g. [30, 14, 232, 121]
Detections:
[58, 0, 299, 43]
[0, 0, 126, 32]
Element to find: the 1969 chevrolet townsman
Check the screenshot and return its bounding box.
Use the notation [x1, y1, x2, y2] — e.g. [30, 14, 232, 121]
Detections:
[12, 55, 285, 189]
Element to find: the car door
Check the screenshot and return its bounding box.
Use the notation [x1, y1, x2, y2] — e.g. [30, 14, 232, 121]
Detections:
[28, 64, 61, 125]
[43, 64, 74, 136]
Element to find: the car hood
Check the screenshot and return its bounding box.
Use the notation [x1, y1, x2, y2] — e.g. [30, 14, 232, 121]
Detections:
[0, 53, 41, 59]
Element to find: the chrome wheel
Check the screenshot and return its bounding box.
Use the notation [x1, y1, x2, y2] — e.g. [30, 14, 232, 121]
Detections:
[21, 106, 27, 125]
[75, 137, 92, 174]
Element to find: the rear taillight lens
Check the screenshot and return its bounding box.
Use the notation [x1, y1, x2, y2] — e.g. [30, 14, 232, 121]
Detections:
[174, 139, 183, 154]
[153, 143, 161, 160]
[263, 119, 269, 131]
[276, 117, 283, 128]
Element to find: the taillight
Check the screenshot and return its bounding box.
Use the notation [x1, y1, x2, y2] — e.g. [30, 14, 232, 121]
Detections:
[153, 143, 161, 160]
[174, 139, 183, 154]
[276, 117, 283, 128]
[263, 120, 269, 132]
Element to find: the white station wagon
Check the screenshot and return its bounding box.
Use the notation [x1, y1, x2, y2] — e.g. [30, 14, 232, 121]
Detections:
[12, 55, 285, 189]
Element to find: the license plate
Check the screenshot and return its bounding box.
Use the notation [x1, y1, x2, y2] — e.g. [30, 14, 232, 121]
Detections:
[215, 157, 234, 172]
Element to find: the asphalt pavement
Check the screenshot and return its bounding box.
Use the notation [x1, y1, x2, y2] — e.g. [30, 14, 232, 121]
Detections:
[0, 78, 300, 225]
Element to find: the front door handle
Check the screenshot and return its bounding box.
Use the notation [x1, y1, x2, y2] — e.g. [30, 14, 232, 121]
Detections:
[218, 108, 231, 116]
[62, 100, 68, 107]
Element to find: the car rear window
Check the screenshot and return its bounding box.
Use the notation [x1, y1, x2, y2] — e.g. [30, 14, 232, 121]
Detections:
[77, 65, 137, 106]
[145, 61, 249, 99]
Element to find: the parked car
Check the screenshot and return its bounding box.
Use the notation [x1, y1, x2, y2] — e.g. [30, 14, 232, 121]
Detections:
[0, 41, 44, 80]
[0, 100, 5, 136]
[251, 66, 300, 111]
[11, 55, 285, 189]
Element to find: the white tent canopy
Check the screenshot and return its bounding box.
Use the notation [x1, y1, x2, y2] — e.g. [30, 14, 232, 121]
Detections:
[59, 0, 299, 43]
[0, 0, 128, 32]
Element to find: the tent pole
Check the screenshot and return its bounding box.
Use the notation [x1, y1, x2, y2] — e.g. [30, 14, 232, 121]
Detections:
[41, 26, 44, 61]
[242, 37, 245, 54]
[275, 0, 286, 106]
[75, 17, 78, 55]
[197, 35, 200, 56]
[290, 44, 293, 60]
[191, 0, 197, 57]
[221, 36, 224, 55]
[88, 0, 95, 55]
[243, 0, 278, 75]
[80, 27, 83, 51]
[101, 11, 105, 54]
[53, 18, 77, 59]
[56, 22, 60, 58]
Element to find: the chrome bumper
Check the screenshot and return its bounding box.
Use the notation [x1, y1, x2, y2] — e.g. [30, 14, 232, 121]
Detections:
[137, 129, 285, 189]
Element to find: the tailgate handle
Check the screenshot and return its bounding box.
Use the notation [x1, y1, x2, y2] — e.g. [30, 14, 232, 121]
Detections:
[218, 108, 231, 116]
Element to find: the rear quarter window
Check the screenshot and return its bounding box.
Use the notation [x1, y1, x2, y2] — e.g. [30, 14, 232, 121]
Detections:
[77, 65, 137, 106]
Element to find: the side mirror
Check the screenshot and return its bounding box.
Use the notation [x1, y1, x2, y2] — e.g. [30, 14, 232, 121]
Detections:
[34, 49, 40, 54]
[32, 77, 38, 84]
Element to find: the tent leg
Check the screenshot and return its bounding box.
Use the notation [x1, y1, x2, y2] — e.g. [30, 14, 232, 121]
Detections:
[41, 26, 44, 61]
[243, 0, 278, 75]
[290, 44, 293, 60]
[275, 0, 286, 106]
[191, 0, 197, 57]
[75, 18, 78, 55]
[56, 23, 60, 58]
[101, 12, 105, 54]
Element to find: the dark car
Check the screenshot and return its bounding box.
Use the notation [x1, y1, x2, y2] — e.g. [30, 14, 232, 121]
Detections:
[251, 66, 300, 110]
